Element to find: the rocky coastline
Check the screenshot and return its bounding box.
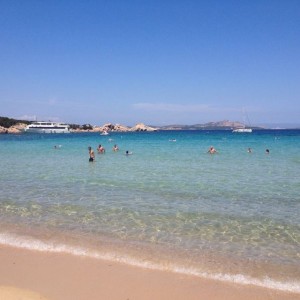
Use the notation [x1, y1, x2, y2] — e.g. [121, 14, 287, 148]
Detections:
[71, 122, 158, 133]
[0, 123, 28, 134]
[0, 121, 158, 134]
[0, 117, 261, 134]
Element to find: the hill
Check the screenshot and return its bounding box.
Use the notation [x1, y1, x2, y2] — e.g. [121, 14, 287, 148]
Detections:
[0, 116, 31, 128]
[159, 120, 252, 130]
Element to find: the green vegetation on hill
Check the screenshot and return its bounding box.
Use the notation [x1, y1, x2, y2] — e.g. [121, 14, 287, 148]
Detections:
[0, 116, 31, 128]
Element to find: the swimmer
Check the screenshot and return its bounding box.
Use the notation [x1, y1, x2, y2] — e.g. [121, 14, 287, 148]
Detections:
[208, 146, 217, 154]
[125, 150, 133, 156]
[113, 144, 119, 151]
[266, 149, 270, 154]
[88, 146, 95, 162]
[97, 144, 105, 154]
[247, 147, 252, 153]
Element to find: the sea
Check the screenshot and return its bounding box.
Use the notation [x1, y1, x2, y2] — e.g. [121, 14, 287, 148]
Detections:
[0, 130, 299, 293]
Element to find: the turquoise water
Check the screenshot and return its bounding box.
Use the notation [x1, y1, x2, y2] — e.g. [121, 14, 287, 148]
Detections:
[0, 130, 299, 292]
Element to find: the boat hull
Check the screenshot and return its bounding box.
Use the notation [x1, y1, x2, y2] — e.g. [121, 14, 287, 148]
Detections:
[232, 128, 252, 133]
[24, 128, 70, 133]
[24, 122, 70, 133]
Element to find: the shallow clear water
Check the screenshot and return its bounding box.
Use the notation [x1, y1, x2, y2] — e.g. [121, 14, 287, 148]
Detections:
[0, 130, 299, 292]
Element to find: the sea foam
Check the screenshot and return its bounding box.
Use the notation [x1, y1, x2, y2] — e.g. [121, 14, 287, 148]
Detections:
[0, 232, 299, 294]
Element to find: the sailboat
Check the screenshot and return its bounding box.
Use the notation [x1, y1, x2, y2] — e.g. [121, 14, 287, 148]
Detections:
[232, 127, 252, 133]
[232, 109, 252, 133]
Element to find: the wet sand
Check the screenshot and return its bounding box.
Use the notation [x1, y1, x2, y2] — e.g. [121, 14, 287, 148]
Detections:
[0, 245, 299, 300]
[0, 286, 49, 300]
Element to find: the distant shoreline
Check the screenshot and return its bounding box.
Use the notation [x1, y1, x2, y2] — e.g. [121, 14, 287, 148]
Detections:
[1, 116, 300, 134]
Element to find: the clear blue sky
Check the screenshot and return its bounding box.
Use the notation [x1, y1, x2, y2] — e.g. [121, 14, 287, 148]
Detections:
[1, 0, 299, 126]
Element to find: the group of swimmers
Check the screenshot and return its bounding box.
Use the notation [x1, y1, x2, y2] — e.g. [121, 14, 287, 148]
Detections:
[208, 146, 270, 155]
[88, 144, 132, 162]
[96, 144, 119, 154]
[88, 144, 270, 161]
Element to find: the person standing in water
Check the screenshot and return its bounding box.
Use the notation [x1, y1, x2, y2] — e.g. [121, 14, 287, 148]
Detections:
[88, 146, 95, 162]
[97, 144, 105, 154]
[208, 146, 217, 154]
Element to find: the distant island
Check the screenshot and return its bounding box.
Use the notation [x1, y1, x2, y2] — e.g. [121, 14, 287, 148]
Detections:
[157, 120, 262, 131]
[0, 115, 289, 134]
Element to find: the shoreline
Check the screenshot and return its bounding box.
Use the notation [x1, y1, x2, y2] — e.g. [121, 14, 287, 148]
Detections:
[1, 245, 299, 300]
[1, 230, 300, 298]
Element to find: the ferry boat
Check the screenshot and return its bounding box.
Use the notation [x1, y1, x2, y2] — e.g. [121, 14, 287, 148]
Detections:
[24, 122, 70, 133]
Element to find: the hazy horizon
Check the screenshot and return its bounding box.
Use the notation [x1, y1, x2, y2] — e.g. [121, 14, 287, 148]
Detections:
[1, 1, 299, 125]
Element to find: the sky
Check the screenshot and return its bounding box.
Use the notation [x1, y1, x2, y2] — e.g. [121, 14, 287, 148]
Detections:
[0, 0, 299, 126]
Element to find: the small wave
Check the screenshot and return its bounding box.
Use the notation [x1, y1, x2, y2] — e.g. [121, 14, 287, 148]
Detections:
[0, 232, 299, 294]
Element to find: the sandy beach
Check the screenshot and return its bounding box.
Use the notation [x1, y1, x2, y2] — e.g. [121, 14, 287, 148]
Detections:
[0, 245, 298, 300]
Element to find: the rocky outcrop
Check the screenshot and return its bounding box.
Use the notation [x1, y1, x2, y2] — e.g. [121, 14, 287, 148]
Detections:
[101, 123, 115, 132]
[70, 123, 131, 133]
[73, 122, 157, 133]
[91, 126, 103, 133]
[97, 123, 130, 133]
[9, 123, 27, 133]
[129, 123, 157, 132]
[104, 123, 130, 132]
[0, 126, 9, 134]
[0, 123, 27, 134]
[113, 124, 130, 132]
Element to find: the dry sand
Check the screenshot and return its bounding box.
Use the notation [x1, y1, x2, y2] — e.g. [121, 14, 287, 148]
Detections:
[0, 245, 299, 300]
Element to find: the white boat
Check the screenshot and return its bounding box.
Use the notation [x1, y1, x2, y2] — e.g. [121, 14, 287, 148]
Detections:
[24, 122, 70, 133]
[100, 131, 109, 135]
[232, 128, 252, 133]
[232, 109, 253, 133]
